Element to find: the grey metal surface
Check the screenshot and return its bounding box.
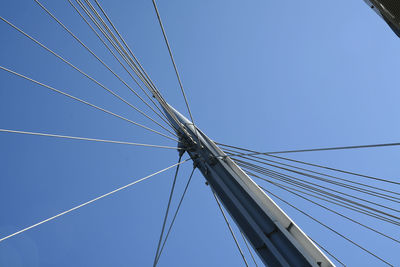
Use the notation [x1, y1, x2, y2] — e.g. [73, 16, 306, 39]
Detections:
[364, 0, 400, 37]
[164, 105, 335, 267]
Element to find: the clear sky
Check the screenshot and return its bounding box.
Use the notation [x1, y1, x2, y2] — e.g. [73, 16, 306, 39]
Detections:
[0, 0, 399, 266]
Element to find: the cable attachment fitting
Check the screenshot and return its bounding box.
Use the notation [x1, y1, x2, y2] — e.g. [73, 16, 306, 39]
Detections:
[207, 155, 218, 166]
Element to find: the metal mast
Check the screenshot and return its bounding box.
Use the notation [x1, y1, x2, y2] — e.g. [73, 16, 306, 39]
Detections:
[162, 104, 335, 267]
[364, 0, 400, 37]
[147, 1, 334, 264]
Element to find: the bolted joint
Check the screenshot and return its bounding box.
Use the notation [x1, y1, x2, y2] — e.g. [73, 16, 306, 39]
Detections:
[177, 134, 196, 153]
[207, 155, 218, 166]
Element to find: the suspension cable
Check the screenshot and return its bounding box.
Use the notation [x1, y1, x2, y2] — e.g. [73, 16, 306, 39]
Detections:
[247, 174, 400, 228]
[0, 159, 189, 243]
[75, 0, 171, 125]
[255, 178, 400, 244]
[67, 0, 175, 131]
[0, 65, 178, 142]
[34, 0, 173, 130]
[0, 129, 181, 150]
[212, 191, 249, 267]
[76, 0, 185, 137]
[239, 230, 259, 267]
[218, 143, 400, 185]
[217, 141, 400, 156]
[308, 237, 346, 267]
[72, 0, 186, 139]
[262, 187, 394, 266]
[153, 155, 183, 267]
[247, 169, 400, 226]
[151, 0, 201, 143]
[231, 154, 400, 204]
[225, 149, 400, 198]
[237, 162, 400, 226]
[236, 159, 400, 217]
[155, 167, 196, 265]
[83, 0, 149, 87]
[0, 15, 176, 138]
[93, 0, 162, 98]
[268, 153, 400, 186]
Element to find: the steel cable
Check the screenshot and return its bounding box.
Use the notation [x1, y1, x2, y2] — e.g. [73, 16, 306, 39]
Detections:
[0, 129, 182, 150]
[34, 0, 173, 131]
[231, 153, 400, 204]
[217, 143, 400, 185]
[222, 147, 400, 198]
[153, 155, 183, 267]
[0, 160, 189, 243]
[253, 175, 400, 244]
[262, 188, 394, 266]
[237, 162, 400, 226]
[212, 191, 249, 267]
[0, 65, 178, 142]
[76, 0, 169, 123]
[155, 167, 196, 265]
[93, 0, 163, 101]
[308, 237, 346, 267]
[217, 142, 400, 156]
[0, 15, 177, 138]
[236, 159, 400, 217]
[151, 0, 201, 145]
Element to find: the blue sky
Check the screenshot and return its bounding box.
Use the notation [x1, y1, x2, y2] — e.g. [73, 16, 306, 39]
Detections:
[0, 0, 399, 266]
